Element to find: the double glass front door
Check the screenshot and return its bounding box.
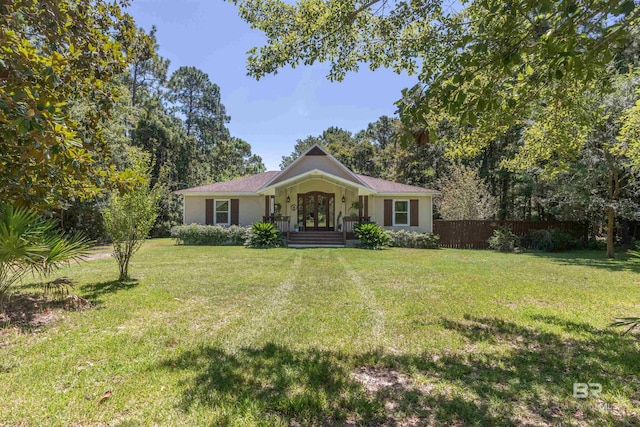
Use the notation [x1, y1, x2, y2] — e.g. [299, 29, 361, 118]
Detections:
[297, 192, 335, 231]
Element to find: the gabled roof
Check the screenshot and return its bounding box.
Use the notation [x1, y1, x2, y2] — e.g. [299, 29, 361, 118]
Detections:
[175, 171, 279, 194]
[176, 144, 440, 195]
[262, 143, 368, 188]
[259, 168, 375, 195]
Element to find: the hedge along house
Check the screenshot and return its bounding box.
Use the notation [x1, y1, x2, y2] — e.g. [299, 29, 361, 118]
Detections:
[176, 144, 439, 246]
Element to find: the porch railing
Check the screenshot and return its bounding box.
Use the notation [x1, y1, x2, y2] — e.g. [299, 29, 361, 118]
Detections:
[263, 216, 291, 240]
[342, 216, 371, 244]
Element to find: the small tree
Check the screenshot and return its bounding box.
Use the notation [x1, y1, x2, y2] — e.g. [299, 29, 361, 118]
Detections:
[103, 152, 159, 281]
[437, 163, 495, 220]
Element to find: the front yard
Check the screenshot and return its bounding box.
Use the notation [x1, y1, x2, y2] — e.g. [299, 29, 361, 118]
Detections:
[1, 239, 639, 426]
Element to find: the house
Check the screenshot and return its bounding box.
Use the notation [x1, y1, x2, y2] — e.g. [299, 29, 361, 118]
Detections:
[177, 144, 439, 245]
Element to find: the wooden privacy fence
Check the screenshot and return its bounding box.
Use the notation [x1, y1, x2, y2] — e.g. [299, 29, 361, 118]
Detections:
[433, 220, 588, 249]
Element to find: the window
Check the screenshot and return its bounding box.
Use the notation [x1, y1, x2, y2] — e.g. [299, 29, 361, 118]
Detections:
[215, 199, 230, 225]
[393, 200, 409, 226]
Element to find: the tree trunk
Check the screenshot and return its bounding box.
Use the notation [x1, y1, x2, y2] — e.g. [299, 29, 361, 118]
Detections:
[604, 157, 621, 259]
[130, 64, 139, 145]
[606, 206, 615, 259]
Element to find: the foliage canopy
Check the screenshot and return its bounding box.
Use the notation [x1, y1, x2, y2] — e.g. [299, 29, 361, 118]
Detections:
[0, 0, 145, 209]
[231, 0, 638, 146]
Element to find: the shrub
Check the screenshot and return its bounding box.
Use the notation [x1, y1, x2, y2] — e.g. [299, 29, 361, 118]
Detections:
[585, 238, 607, 250]
[387, 230, 440, 249]
[529, 229, 579, 252]
[228, 225, 250, 245]
[245, 222, 285, 248]
[487, 226, 519, 252]
[355, 222, 390, 250]
[171, 224, 249, 246]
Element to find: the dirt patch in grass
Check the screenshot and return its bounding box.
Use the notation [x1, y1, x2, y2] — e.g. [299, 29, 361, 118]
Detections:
[353, 366, 430, 394]
[0, 294, 61, 332]
[352, 367, 437, 426]
[0, 293, 92, 333]
[84, 252, 112, 261]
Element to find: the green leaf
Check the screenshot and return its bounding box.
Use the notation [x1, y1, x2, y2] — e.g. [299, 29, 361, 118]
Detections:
[616, 0, 635, 15]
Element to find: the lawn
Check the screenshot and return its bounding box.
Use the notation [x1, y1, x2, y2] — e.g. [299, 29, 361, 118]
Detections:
[1, 239, 639, 426]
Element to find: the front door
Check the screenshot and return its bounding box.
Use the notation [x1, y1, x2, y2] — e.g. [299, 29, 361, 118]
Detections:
[298, 192, 335, 231]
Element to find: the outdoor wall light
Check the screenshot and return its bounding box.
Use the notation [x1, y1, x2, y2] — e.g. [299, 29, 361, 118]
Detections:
[286, 196, 290, 203]
[342, 195, 346, 203]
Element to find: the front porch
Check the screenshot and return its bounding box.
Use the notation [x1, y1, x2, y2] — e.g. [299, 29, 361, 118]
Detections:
[262, 215, 371, 246]
[259, 170, 374, 246]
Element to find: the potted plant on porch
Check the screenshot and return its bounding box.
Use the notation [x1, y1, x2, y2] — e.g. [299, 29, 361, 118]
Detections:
[348, 201, 359, 218]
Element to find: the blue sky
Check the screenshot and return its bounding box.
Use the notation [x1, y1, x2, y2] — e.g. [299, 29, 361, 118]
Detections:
[125, 0, 417, 170]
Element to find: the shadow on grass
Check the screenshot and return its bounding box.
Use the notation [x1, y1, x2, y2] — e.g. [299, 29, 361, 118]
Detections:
[526, 250, 640, 273]
[158, 315, 640, 425]
[0, 293, 67, 332]
[81, 279, 138, 302]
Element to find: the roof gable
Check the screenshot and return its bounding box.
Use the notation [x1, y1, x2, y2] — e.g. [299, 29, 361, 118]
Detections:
[264, 144, 367, 188]
[306, 145, 326, 156]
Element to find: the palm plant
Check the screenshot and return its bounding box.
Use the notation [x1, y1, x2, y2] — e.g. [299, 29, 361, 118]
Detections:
[611, 317, 640, 334]
[0, 204, 89, 309]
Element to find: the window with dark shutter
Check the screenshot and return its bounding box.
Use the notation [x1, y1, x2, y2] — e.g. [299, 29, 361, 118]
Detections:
[214, 200, 230, 225]
[393, 200, 409, 226]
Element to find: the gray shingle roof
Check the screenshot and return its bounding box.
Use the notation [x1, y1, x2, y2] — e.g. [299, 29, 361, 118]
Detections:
[355, 174, 439, 194]
[176, 169, 439, 195]
[176, 171, 280, 193]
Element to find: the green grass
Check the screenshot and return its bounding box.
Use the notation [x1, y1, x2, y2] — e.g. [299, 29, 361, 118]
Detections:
[1, 239, 639, 426]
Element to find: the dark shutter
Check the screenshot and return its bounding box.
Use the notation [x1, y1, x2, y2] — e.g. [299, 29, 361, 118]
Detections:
[358, 196, 363, 218]
[205, 199, 214, 225]
[364, 196, 369, 219]
[264, 196, 270, 217]
[410, 199, 419, 226]
[383, 199, 392, 226]
[230, 199, 239, 225]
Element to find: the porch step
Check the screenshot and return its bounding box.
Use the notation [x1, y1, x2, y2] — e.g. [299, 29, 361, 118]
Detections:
[288, 231, 344, 246]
